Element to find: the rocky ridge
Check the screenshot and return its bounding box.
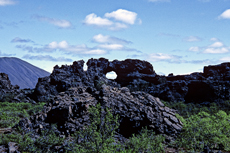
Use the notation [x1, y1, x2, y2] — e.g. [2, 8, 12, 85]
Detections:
[1, 57, 230, 152]
[0, 58, 180, 152]
[34, 58, 230, 104]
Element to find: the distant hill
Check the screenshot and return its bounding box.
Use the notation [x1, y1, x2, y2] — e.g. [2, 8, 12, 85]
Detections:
[0, 57, 50, 89]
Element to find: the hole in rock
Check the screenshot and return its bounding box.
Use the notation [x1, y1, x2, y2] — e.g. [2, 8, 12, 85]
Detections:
[83, 62, 88, 71]
[106, 71, 117, 80]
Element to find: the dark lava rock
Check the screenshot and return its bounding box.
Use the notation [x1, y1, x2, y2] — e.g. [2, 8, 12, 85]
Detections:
[0, 73, 19, 91]
[0, 142, 20, 153]
[33, 57, 230, 105]
[33, 58, 156, 102]
[0, 73, 35, 103]
[15, 85, 183, 142]
[184, 81, 217, 103]
[3, 57, 230, 104]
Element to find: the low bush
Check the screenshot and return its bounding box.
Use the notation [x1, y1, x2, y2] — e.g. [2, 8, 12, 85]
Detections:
[174, 110, 230, 152]
[121, 127, 165, 153]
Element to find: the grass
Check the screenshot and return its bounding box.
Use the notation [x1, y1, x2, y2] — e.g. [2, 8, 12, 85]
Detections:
[0, 102, 46, 128]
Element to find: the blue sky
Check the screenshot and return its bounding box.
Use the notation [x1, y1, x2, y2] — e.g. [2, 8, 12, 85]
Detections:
[1, 0, 230, 76]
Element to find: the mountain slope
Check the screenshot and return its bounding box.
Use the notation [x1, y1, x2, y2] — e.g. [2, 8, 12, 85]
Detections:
[0, 57, 50, 89]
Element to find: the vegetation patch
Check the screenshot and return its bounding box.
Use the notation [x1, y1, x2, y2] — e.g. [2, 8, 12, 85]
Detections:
[0, 102, 45, 128]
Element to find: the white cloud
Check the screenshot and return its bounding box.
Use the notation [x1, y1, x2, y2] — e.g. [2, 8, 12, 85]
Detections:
[92, 34, 139, 52]
[218, 9, 230, 19]
[203, 41, 228, 53]
[97, 44, 124, 50]
[209, 41, 224, 47]
[17, 41, 107, 55]
[189, 46, 200, 52]
[183, 36, 202, 42]
[105, 9, 137, 25]
[33, 15, 72, 28]
[47, 41, 107, 55]
[147, 53, 181, 63]
[188, 38, 229, 54]
[0, 0, 16, 6]
[83, 9, 140, 31]
[58, 41, 68, 48]
[93, 34, 111, 43]
[149, 0, 170, 2]
[83, 13, 113, 27]
[48, 41, 68, 49]
[23, 54, 73, 62]
[219, 57, 230, 62]
[48, 41, 58, 49]
[210, 37, 219, 41]
[84, 49, 106, 55]
[92, 34, 131, 44]
[203, 47, 229, 54]
[109, 23, 128, 31]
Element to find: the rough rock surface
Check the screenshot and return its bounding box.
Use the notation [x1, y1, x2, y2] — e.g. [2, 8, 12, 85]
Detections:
[33, 58, 156, 102]
[33, 58, 230, 104]
[0, 142, 20, 153]
[0, 73, 36, 103]
[15, 85, 183, 142]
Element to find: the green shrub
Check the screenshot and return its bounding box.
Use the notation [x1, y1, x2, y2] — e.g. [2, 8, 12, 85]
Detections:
[32, 124, 65, 152]
[175, 110, 230, 152]
[68, 103, 120, 152]
[121, 127, 165, 153]
[162, 100, 230, 119]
